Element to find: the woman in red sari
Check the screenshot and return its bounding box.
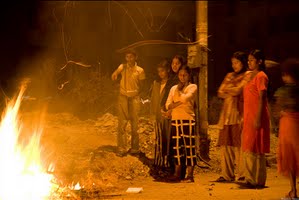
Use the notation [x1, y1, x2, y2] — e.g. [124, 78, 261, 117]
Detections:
[242, 49, 270, 188]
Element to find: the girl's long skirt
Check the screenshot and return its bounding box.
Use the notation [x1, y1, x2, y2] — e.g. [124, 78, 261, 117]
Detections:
[170, 119, 197, 166]
[277, 112, 299, 177]
[154, 118, 171, 167]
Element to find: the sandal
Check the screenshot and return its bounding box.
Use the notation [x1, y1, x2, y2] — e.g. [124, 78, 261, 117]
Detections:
[215, 176, 229, 182]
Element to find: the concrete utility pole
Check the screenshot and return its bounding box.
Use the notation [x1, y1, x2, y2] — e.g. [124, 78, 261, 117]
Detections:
[188, 1, 209, 160]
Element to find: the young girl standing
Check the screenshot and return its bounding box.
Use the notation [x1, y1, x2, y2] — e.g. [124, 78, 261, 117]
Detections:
[242, 49, 270, 188]
[215, 51, 251, 182]
[274, 58, 299, 199]
[150, 59, 171, 168]
[160, 55, 186, 177]
[166, 65, 197, 182]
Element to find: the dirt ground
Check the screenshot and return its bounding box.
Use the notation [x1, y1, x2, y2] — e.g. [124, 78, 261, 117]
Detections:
[20, 111, 297, 200]
[111, 169, 291, 200]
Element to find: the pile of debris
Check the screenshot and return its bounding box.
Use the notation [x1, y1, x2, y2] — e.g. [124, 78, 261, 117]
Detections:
[94, 113, 155, 159]
[43, 111, 278, 197]
[94, 113, 220, 172]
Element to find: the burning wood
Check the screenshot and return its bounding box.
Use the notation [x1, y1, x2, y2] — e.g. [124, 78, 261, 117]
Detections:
[0, 84, 58, 200]
[0, 83, 124, 200]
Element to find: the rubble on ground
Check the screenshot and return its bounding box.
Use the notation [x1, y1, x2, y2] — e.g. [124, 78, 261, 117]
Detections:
[39, 112, 278, 195]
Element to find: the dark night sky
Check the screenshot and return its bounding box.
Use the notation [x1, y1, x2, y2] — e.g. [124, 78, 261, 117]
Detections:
[1, 1, 299, 97]
[0, 0, 299, 121]
[0, 1, 41, 89]
[0, 1, 195, 96]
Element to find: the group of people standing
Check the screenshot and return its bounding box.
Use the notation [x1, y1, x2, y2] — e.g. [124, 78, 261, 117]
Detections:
[216, 50, 270, 188]
[150, 55, 197, 183]
[213, 49, 299, 198]
[111, 51, 197, 182]
[111, 48, 299, 198]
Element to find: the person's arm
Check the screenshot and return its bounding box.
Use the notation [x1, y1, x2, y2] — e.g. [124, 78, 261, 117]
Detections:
[138, 68, 148, 99]
[166, 86, 180, 110]
[255, 90, 267, 129]
[168, 101, 182, 110]
[111, 64, 123, 81]
[254, 73, 269, 129]
[178, 84, 197, 103]
[160, 78, 176, 111]
[224, 71, 252, 96]
[217, 74, 230, 99]
[165, 86, 174, 110]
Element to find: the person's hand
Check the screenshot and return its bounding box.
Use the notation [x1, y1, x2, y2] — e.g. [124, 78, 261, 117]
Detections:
[111, 73, 118, 81]
[161, 110, 167, 118]
[168, 102, 175, 110]
[161, 109, 171, 119]
[165, 110, 172, 119]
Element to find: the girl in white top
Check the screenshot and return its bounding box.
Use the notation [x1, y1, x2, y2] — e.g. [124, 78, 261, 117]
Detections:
[165, 65, 197, 183]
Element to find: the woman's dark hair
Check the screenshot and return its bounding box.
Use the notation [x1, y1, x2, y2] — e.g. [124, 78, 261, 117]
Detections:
[249, 49, 276, 99]
[178, 65, 192, 76]
[157, 59, 170, 71]
[232, 51, 248, 73]
[172, 55, 186, 65]
[169, 55, 186, 77]
[249, 49, 266, 72]
[281, 58, 299, 82]
[124, 48, 137, 57]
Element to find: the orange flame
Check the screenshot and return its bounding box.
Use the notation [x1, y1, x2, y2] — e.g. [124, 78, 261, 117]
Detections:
[0, 85, 56, 200]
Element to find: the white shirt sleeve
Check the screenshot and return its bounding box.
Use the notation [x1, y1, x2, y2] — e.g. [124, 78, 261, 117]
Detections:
[179, 84, 197, 103]
[118, 64, 124, 72]
[165, 85, 177, 110]
[138, 68, 146, 80]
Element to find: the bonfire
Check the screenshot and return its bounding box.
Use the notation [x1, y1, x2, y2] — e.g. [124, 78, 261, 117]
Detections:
[0, 84, 59, 200]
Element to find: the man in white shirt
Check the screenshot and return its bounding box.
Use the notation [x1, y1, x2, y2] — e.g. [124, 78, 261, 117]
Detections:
[111, 49, 145, 157]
